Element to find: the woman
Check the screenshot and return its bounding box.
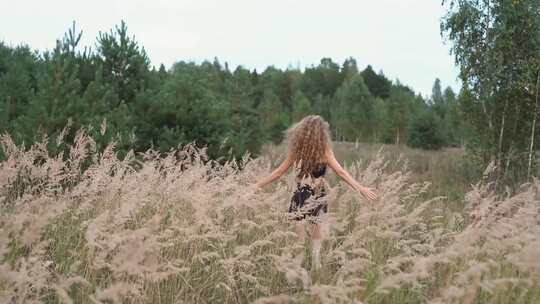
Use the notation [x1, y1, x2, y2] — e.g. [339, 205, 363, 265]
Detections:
[255, 115, 377, 269]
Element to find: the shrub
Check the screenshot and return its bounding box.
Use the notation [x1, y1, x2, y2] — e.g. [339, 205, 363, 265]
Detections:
[407, 110, 445, 150]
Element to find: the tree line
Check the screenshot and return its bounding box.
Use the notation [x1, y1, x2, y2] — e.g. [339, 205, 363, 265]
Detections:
[442, 0, 540, 184]
[1, 21, 460, 162]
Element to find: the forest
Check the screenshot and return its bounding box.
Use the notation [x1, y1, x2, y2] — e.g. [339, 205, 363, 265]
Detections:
[0, 21, 461, 161]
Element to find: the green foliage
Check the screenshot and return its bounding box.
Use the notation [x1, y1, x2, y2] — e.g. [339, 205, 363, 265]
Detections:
[0, 20, 468, 162]
[258, 88, 289, 144]
[440, 86, 462, 147]
[442, 0, 540, 183]
[0, 43, 38, 132]
[361, 65, 391, 99]
[407, 110, 445, 150]
[380, 84, 419, 145]
[331, 74, 374, 141]
[291, 90, 312, 122]
[301, 58, 343, 100]
[97, 21, 151, 105]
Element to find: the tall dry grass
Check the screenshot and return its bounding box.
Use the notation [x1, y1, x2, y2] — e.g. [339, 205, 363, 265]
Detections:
[1, 130, 539, 303]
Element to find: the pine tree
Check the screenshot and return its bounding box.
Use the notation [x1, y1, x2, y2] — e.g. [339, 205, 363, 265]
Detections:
[0, 43, 39, 135]
[291, 90, 312, 122]
[331, 74, 374, 141]
[361, 65, 391, 99]
[258, 88, 288, 143]
[97, 21, 151, 106]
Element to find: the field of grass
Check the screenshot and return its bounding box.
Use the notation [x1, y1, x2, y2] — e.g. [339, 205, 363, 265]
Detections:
[1, 132, 539, 303]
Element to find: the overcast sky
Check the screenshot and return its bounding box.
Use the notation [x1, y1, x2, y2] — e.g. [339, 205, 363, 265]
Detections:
[0, 0, 460, 97]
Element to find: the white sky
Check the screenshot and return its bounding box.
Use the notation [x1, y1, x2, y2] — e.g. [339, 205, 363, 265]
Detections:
[0, 0, 460, 97]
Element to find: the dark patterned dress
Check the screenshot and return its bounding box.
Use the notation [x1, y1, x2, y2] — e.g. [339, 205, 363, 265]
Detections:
[288, 163, 328, 223]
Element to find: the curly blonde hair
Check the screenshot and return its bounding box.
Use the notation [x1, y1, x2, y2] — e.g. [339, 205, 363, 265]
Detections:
[286, 115, 332, 178]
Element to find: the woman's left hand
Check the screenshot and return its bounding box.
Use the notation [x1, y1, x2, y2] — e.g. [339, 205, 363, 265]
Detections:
[357, 186, 378, 201]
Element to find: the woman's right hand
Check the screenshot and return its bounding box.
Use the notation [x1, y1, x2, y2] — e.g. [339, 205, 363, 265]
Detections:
[357, 185, 378, 201]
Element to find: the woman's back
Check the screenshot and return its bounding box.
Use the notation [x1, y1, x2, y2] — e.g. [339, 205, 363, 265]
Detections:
[311, 163, 327, 178]
[296, 162, 327, 179]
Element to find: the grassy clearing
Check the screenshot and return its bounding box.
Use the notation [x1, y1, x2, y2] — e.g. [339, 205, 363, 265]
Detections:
[1, 133, 538, 303]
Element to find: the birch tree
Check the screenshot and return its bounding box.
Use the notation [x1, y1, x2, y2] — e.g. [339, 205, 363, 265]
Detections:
[442, 0, 540, 184]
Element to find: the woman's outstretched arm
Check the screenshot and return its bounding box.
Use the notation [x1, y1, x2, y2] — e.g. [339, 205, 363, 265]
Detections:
[255, 153, 294, 188]
[325, 147, 377, 201]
